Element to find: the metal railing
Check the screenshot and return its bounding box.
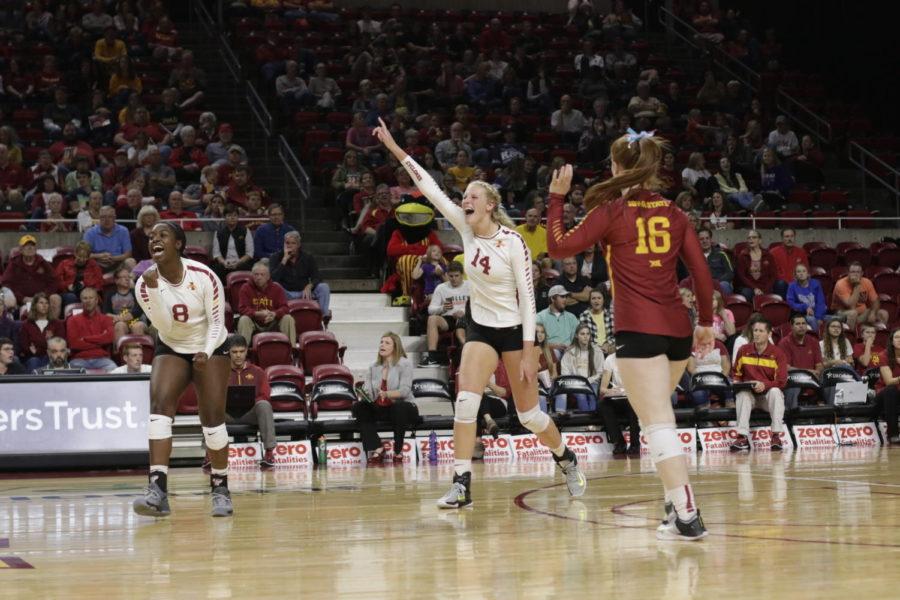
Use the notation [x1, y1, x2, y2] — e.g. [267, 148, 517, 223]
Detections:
[192, 0, 215, 37]
[246, 83, 273, 138]
[849, 141, 900, 214]
[657, 6, 760, 92]
[277, 135, 311, 230]
[776, 89, 832, 143]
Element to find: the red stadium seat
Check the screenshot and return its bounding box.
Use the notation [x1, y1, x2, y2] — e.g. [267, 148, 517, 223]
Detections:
[803, 242, 827, 254]
[845, 210, 875, 229]
[115, 334, 155, 365]
[224, 301, 234, 332]
[879, 295, 899, 324]
[779, 210, 808, 229]
[0, 212, 26, 231]
[298, 331, 341, 373]
[265, 365, 307, 412]
[185, 245, 210, 265]
[830, 266, 849, 281]
[810, 210, 840, 229]
[311, 364, 355, 412]
[753, 211, 778, 229]
[874, 272, 900, 297]
[818, 190, 849, 207]
[836, 241, 862, 256]
[64, 303, 83, 318]
[875, 246, 900, 269]
[176, 384, 199, 414]
[287, 298, 323, 336]
[760, 301, 791, 327]
[788, 190, 815, 207]
[725, 296, 751, 329]
[226, 271, 253, 310]
[809, 247, 839, 270]
[252, 332, 294, 368]
[813, 274, 834, 302]
[866, 266, 893, 279]
[753, 293, 783, 310]
[843, 247, 872, 268]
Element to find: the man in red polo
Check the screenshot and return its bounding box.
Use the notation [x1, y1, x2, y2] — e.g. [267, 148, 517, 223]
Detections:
[66, 286, 116, 371]
[778, 313, 823, 409]
[769, 229, 808, 295]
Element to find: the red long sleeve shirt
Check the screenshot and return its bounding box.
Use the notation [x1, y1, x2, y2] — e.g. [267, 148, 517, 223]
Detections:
[238, 280, 289, 322]
[66, 309, 115, 359]
[546, 190, 713, 338]
[769, 245, 809, 282]
[733, 341, 788, 391]
[229, 362, 270, 403]
[18, 319, 66, 361]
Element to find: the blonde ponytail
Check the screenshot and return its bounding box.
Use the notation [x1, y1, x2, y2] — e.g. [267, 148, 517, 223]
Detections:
[584, 133, 669, 210]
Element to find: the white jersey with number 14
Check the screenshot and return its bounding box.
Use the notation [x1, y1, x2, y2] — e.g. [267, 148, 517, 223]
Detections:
[135, 258, 227, 357]
[401, 156, 536, 340]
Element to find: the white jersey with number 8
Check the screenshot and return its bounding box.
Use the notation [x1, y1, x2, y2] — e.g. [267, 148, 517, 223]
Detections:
[135, 258, 227, 357]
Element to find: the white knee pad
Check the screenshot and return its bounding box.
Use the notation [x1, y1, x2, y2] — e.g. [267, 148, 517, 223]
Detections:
[148, 414, 173, 440]
[454, 391, 481, 424]
[644, 423, 682, 465]
[203, 423, 229, 450]
[517, 405, 551, 434]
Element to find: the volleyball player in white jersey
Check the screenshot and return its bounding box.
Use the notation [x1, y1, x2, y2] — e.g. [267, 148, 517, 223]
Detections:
[132, 222, 234, 518]
[375, 119, 586, 508]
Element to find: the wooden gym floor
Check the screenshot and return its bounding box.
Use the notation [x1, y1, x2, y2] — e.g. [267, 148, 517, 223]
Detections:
[2, 449, 900, 599]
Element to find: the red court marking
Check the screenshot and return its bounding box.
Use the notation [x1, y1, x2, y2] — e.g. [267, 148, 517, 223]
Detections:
[0, 557, 34, 569]
[513, 476, 900, 548]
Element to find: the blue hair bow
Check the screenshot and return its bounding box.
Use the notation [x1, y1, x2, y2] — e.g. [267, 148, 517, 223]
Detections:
[625, 128, 655, 145]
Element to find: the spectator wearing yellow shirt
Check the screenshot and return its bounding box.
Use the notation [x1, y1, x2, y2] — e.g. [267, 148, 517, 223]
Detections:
[514, 207, 548, 261]
[446, 150, 475, 193]
[93, 27, 127, 77]
[108, 58, 143, 105]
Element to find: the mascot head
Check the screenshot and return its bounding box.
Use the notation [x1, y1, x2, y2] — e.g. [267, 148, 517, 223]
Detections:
[394, 194, 435, 243]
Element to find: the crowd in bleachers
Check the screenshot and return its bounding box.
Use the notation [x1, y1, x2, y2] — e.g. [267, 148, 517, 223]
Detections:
[2, 1, 900, 456]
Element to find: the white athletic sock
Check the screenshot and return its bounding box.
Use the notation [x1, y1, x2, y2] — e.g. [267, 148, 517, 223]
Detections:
[454, 459, 472, 476]
[211, 467, 228, 476]
[666, 484, 698, 521]
[551, 442, 566, 458]
[150, 464, 169, 474]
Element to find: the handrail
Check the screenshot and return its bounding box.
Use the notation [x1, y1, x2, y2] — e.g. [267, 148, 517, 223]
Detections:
[192, 0, 215, 37]
[218, 34, 242, 84]
[849, 141, 900, 215]
[246, 83, 273, 137]
[277, 135, 311, 229]
[657, 6, 759, 91]
[777, 89, 832, 143]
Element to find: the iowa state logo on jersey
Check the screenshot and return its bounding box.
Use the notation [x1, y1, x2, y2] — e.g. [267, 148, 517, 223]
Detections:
[188, 282, 197, 291]
[245, 372, 254, 380]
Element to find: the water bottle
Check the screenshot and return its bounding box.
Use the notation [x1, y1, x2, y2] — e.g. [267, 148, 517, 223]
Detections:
[428, 430, 438, 464]
[317, 435, 327, 467]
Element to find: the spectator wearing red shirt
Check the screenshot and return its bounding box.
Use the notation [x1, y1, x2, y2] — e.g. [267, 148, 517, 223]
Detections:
[777, 314, 823, 409]
[48, 123, 96, 168]
[478, 18, 511, 54]
[55, 240, 104, 308]
[731, 319, 788, 451]
[169, 126, 209, 183]
[225, 166, 264, 209]
[159, 191, 202, 231]
[226, 334, 276, 468]
[735, 229, 778, 301]
[769, 228, 808, 295]
[35, 55, 62, 97]
[17, 292, 67, 372]
[875, 328, 900, 443]
[114, 106, 172, 152]
[1, 235, 61, 317]
[854, 324, 885, 378]
[66, 286, 116, 372]
[0, 143, 28, 208]
[236, 262, 296, 346]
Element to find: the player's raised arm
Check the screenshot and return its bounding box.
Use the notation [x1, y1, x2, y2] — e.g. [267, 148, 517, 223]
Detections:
[373, 118, 467, 231]
[546, 165, 608, 258]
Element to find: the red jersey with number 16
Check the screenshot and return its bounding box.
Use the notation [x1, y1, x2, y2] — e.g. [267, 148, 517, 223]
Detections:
[547, 189, 713, 338]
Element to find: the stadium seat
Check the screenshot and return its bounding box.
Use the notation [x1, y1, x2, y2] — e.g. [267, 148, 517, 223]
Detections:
[64, 303, 83, 318]
[845, 210, 875, 229]
[753, 293, 783, 310]
[810, 210, 840, 229]
[836, 241, 863, 256]
[252, 332, 294, 368]
[0, 212, 25, 231]
[866, 266, 893, 279]
[788, 190, 815, 208]
[843, 247, 872, 267]
[874, 272, 900, 297]
[803, 241, 827, 254]
[265, 365, 307, 412]
[310, 364, 356, 415]
[830, 265, 849, 281]
[875, 246, 900, 269]
[726, 296, 751, 329]
[760, 301, 791, 327]
[287, 299, 323, 336]
[176, 384, 199, 414]
[818, 190, 849, 207]
[298, 331, 341, 373]
[809, 247, 838, 271]
[753, 210, 778, 229]
[224, 301, 234, 332]
[779, 210, 808, 229]
[880, 294, 899, 324]
[185, 245, 210, 265]
[115, 334, 155, 365]
[226, 271, 253, 309]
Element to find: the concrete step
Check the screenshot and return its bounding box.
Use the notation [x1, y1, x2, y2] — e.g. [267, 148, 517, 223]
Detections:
[329, 319, 409, 340]
[328, 278, 382, 293]
[304, 230, 349, 243]
[331, 306, 409, 322]
[320, 267, 376, 279]
[330, 293, 392, 309]
[303, 241, 351, 255]
[317, 254, 368, 269]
